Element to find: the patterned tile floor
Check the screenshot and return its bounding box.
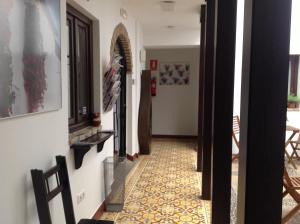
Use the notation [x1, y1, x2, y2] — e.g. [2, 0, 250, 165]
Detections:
[101, 138, 211, 223]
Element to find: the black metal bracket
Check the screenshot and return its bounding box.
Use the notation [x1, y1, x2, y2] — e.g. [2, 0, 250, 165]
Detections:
[71, 131, 114, 169]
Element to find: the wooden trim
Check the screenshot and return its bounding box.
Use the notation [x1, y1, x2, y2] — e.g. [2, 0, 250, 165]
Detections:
[89, 13, 94, 123]
[126, 153, 139, 161]
[67, 4, 92, 24]
[211, 0, 237, 223]
[67, 15, 76, 125]
[197, 4, 207, 172]
[201, 0, 216, 201]
[152, 135, 198, 139]
[92, 200, 106, 220]
[237, 0, 292, 223]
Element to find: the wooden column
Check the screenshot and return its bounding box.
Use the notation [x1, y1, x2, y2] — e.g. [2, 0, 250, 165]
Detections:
[201, 0, 216, 200]
[290, 55, 299, 95]
[237, 0, 292, 223]
[197, 4, 207, 172]
[211, 0, 237, 223]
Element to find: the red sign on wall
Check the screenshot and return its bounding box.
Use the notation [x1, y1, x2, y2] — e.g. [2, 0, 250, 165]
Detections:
[150, 59, 158, 71]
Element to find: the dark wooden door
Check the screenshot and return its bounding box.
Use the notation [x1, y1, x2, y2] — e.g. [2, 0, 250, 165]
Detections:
[114, 39, 127, 158]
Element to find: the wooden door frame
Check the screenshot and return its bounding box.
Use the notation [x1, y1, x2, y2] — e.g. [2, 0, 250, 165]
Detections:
[115, 38, 127, 158]
[201, 0, 216, 200]
[197, 4, 207, 173]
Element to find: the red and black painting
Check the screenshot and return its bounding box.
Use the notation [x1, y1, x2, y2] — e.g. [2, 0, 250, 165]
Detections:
[0, 0, 61, 119]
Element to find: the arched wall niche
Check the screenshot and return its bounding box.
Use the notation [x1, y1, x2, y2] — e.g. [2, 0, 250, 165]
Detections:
[110, 23, 133, 74]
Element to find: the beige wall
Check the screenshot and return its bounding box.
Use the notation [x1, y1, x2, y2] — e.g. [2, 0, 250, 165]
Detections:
[146, 47, 200, 136]
[290, 0, 300, 54]
[144, 28, 200, 48]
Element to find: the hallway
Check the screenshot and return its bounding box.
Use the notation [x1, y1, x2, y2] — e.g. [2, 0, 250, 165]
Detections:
[101, 138, 210, 223]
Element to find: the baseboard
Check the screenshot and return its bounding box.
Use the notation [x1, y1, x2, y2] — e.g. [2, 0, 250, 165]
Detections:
[126, 153, 139, 161]
[152, 134, 198, 139]
[93, 200, 106, 220]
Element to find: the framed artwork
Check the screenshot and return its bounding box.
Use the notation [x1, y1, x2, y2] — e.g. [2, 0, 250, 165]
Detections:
[0, 0, 61, 119]
[159, 62, 190, 85]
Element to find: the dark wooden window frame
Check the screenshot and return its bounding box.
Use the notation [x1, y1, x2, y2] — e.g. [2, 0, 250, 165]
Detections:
[67, 5, 94, 132]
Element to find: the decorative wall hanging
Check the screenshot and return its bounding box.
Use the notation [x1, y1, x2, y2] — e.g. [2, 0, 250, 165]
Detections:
[103, 54, 123, 112]
[0, 0, 61, 119]
[159, 62, 191, 85]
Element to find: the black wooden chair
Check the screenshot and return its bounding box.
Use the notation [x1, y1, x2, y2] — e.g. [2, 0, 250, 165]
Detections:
[31, 156, 113, 224]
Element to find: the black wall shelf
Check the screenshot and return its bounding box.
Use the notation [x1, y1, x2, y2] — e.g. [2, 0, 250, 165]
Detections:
[71, 131, 114, 169]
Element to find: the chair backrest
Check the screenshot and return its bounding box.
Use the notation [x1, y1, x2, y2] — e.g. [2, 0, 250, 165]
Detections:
[232, 116, 240, 148]
[283, 166, 293, 188]
[31, 156, 76, 224]
[283, 166, 300, 203]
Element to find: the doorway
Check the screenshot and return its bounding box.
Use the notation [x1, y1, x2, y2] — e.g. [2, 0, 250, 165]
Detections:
[114, 38, 127, 158]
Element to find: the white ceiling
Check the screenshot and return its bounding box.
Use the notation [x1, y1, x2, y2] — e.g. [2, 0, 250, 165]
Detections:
[122, 0, 204, 31]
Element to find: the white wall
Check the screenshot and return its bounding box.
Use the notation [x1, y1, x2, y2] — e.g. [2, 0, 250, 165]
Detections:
[234, 0, 300, 117]
[233, 0, 245, 117]
[290, 0, 300, 54]
[144, 28, 200, 48]
[132, 20, 145, 155]
[146, 47, 200, 136]
[0, 0, 143, 223]
[232, 0, 299, 154]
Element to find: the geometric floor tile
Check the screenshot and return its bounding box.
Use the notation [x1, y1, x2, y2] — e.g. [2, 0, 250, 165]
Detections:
[100, 138, 211, 223]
